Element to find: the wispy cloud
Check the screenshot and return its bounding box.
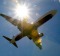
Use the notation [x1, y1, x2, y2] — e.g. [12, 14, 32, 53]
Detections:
[53, 0, 60, 3]
[11, 0, 19, 4]
[59, 0, 60, 2]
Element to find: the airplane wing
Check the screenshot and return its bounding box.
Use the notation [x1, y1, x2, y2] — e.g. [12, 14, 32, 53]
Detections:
[33, 37, 42, 49]
[28, 30, 42, 49]
[34, 10, 57, 28]
[0, 13, 20, 26]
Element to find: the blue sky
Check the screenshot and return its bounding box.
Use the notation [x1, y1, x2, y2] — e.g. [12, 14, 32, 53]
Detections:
[0, 0, 60, 56]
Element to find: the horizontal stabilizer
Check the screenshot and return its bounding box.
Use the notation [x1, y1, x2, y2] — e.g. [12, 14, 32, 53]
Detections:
[3, 36, 18, 48]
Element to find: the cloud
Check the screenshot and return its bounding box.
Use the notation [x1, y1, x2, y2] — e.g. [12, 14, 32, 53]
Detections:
[59, 0, 60, 2]
[53, 0, 60, 3]
[11, 0, 18, 3]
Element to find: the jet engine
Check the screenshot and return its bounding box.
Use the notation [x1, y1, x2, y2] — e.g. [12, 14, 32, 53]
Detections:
[39, 33, 44, 37]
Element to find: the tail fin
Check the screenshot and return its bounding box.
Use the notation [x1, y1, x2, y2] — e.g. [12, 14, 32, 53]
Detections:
[3, 36, 18, 48]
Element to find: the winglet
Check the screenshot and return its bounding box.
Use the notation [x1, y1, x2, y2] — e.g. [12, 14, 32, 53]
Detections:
[3, 36, 18, 48]
[38, 43, 42, 50]
[36, 42, 42, 50]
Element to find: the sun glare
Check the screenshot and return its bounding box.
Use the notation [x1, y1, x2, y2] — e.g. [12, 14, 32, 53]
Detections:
[14, 4, 30, 20]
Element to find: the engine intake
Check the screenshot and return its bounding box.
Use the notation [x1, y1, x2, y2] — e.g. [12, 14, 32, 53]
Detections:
[39, 33, 44, 37]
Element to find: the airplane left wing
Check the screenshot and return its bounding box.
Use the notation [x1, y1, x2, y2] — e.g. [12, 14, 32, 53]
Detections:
[0, 14, 20, 26]
[33, 37, 42, 49]
[29, 30, 42, 49]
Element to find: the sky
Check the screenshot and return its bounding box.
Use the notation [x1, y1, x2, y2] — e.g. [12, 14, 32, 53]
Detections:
[0, 0, 60, 56]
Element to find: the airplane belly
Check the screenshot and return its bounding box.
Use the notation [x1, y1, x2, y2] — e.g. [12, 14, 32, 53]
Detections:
[18, 23, 33, 35]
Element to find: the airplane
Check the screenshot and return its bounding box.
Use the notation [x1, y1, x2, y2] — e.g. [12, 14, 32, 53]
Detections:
[0, 10, 57, 49]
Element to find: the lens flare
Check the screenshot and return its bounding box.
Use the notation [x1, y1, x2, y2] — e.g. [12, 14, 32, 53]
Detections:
[9, 1, 33, 22]
[14, 4, 30, 20]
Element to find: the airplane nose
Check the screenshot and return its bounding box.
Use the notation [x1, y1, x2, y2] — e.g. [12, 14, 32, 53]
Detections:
[50, 10, 57, 16]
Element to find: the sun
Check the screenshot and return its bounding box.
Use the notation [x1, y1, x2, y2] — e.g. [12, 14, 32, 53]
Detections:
[14, 4, 30, 20]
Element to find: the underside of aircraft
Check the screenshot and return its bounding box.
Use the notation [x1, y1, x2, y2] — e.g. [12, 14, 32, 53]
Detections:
[0, 10, 57, 49]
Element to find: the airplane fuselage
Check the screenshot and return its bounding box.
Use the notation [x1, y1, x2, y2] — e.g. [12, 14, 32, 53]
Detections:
[18, 21, 36, 36]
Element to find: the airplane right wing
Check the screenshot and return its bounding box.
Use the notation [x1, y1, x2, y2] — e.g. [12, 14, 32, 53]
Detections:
[34, 10, 57, 28]
[0, 13, 20, 26]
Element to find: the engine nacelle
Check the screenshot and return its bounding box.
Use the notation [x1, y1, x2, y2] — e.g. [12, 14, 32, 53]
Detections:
[39, 33, 44, 37]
